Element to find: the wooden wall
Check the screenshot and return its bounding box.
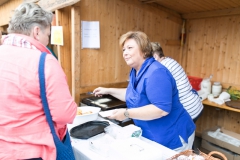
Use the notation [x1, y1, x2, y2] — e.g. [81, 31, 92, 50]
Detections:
[184, 15, 240, 134]
[0, 0, 22, 26]
[195, 106, 240, 135]
[185, 15, 240, 89]
[74, 0, 183, 103]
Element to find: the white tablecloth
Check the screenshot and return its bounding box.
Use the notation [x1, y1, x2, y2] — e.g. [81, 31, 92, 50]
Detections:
[68, 117, 177, 160]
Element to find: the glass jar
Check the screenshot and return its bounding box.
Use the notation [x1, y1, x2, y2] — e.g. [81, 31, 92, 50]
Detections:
[212, 82, 222, 97]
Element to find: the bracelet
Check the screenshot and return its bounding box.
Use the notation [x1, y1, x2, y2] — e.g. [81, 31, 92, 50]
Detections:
[124, 108, 129, 118]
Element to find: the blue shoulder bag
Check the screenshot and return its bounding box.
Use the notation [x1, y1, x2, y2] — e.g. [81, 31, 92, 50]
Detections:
[38, 52, 75, 160]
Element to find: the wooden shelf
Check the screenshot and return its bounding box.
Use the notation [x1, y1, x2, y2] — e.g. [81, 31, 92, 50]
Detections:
[202, 99, 240, 113]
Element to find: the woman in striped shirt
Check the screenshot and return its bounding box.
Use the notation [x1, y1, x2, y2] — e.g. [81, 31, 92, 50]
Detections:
[151, 42, 203, 123]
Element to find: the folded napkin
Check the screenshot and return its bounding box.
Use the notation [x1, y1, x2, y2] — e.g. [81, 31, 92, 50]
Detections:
[208, 92, 231, 105]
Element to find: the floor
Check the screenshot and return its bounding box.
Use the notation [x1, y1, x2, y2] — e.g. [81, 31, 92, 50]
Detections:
[192, 136, 227, 160]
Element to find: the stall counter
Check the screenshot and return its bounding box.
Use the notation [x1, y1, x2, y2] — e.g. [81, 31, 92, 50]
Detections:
[68, 116, 177, 160]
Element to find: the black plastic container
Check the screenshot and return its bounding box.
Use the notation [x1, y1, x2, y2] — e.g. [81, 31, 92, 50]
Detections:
[81, 94, 127, 111]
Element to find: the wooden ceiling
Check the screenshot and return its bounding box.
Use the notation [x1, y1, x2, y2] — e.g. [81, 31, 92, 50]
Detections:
[139, 0, 240, 19]
[0, 0, 8, 5]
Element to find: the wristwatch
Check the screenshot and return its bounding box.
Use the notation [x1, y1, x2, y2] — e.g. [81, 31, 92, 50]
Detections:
[124, 109, 129, 118]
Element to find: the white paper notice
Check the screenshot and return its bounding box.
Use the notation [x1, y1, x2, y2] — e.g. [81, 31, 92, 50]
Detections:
[81, 21, 100, 49]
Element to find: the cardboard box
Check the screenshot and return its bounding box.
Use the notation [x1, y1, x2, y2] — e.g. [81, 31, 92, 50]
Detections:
[202, 126, 240, 155]
[201, 139, 240, 160]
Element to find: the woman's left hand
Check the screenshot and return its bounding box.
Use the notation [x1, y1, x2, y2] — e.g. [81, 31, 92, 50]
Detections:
[108, 108, 127, 121]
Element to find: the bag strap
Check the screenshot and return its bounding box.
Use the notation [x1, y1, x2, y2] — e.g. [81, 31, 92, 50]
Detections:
[38, 52, 58, 136]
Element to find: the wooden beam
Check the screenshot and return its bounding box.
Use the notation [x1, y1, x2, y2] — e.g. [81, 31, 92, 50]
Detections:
[38, 0, 80, 11]
[182, 7, 240, 19]
[71, 6, 80, 101]
[179, 20, 185, 64]
[55, 9, 62, 65]
[71, 6, 76, 101]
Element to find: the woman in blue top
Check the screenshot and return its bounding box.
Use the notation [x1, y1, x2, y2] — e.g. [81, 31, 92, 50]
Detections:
[93, 31, 195, 152]
[151, 42, 203, 123]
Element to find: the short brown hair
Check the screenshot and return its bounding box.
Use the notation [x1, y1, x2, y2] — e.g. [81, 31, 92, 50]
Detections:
[119, 31, 152, 58]
[151, 42, 165, 58]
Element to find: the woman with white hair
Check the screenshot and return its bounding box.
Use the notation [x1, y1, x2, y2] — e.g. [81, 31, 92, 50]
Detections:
[0, 3, 77, 160]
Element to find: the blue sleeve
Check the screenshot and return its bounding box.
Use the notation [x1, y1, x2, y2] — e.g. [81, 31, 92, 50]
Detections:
[145, 68, 173, 113]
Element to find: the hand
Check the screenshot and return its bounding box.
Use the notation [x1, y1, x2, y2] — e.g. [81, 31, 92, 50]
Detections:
[93, 87, 109, 97]
[108, 108, 127, 121]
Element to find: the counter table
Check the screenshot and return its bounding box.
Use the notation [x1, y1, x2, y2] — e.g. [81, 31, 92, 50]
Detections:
[69, 117, 177, 160]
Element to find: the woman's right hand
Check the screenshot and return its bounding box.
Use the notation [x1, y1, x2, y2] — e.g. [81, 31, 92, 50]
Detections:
[93, 87, 109, 97]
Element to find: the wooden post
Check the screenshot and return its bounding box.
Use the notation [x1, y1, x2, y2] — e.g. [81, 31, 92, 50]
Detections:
[179, 20, 185, 65]
[71, 6, 80, 101]
[55, 9, 62, 65]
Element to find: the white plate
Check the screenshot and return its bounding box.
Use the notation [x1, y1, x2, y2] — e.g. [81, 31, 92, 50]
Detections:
[76, 106, 101, 116]
[69, 106, 101, 128]
[99, 110, 114, 117]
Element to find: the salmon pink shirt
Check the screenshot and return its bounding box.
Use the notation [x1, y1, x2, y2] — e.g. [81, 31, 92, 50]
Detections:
[0, 34, 77, 160]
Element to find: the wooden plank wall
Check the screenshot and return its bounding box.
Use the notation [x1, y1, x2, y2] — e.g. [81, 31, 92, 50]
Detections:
[0, 0, 23, 26]
[185, 15, 240, 89]
[195, 106, 240, 135]
[184, 15, 240, 134]
[75, 0, 183, 103]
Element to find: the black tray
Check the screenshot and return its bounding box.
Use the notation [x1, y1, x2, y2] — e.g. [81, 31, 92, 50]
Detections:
[81, 94, 126, 111]
[225, 100, 240, 109]
[70, 121, 110, 139]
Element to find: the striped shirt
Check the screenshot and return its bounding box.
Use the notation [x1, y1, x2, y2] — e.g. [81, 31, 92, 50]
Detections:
[161, 57, 203, 119]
